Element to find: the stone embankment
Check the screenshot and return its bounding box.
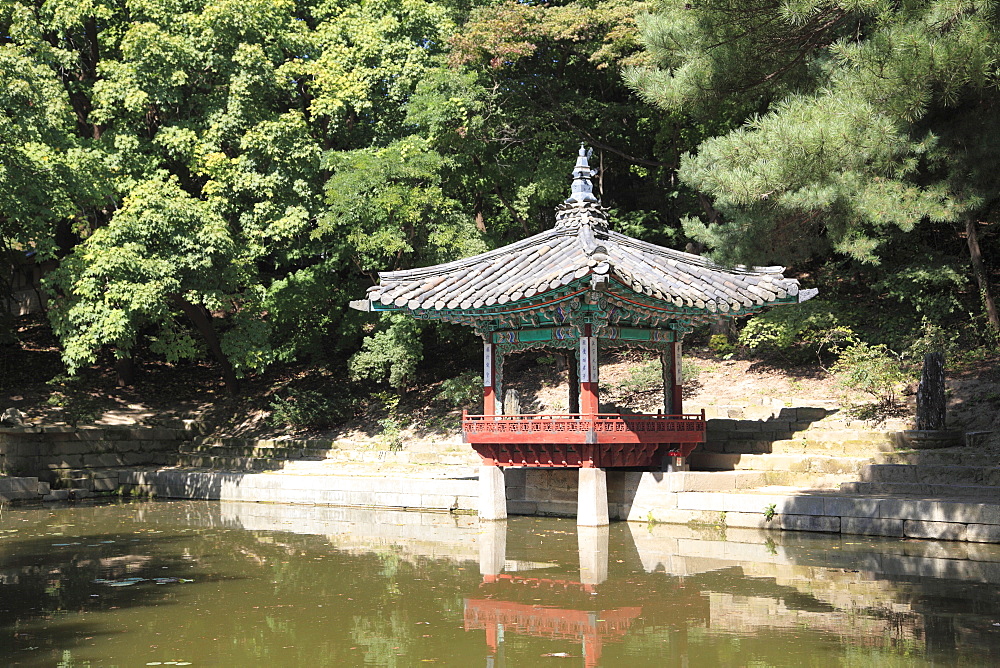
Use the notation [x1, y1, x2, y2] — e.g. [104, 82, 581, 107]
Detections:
[2, 404, 999, 544]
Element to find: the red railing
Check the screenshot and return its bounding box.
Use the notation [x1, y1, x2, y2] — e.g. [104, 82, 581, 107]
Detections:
[461, 411, 705, 467]
[463, 411, 706, 442]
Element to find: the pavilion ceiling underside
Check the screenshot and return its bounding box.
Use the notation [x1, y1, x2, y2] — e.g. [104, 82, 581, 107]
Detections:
[365, 220, 803, 329]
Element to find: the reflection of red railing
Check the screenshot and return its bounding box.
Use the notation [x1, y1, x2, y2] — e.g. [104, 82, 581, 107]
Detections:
[462, 411, 706, 467]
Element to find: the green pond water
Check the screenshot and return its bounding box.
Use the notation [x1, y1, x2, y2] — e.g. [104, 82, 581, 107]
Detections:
[2, 500, 1000, 667]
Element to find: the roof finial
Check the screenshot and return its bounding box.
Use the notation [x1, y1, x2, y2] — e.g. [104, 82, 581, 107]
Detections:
[565, 143, 598, 204]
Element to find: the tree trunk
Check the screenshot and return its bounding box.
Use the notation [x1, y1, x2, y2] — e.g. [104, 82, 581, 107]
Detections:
[171, 295, 240, 395]
[114, 353, 138, 387]
[966, 218, 1000, 333]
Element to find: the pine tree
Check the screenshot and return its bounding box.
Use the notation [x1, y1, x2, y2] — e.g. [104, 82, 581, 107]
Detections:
[627, 0, 1000, 332]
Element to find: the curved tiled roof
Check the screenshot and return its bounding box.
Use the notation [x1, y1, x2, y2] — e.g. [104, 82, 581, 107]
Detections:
[352, 148, 816, 318]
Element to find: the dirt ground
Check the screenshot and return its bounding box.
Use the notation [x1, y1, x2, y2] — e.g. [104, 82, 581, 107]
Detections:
[2, 314, 998, 439]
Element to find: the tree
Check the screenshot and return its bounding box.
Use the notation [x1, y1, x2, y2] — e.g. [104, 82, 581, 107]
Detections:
[2, 0, 470, 388]
[627, 0, 1000, 336]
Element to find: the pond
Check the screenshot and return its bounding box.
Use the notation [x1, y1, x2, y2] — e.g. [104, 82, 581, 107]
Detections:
[2, 500, 1000, 666]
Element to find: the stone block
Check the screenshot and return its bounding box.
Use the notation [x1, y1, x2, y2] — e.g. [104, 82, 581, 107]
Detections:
[903, 520, 967, 541]
[795, 407, 829, 421]
[506, 501, 538, 516]
[43, 489, 70, 501]
[967, 524, 1000, 544]
[676, 492, 727, 512]
[824, 496, 880, 518]
[90, 477, 119, 492]
[0, 477, 37, 494]
[535, 501, 579, 517]
[841, 517, 904, 537]
[706, 419, 737, 432]
[881, 499, 1000, 525]
[779, 514, 840, 533]
[724, 511, 773, 530]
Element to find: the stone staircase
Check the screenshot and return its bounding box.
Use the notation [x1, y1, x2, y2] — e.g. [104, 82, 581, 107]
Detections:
[171, 436, 481, 473]
[841, 463, 1000, 498]
[688, 403, 909, 492]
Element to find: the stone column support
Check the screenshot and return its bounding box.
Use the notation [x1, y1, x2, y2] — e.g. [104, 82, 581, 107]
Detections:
[577, 467, 609, 526]
[577, 524, 610, 585]
[479, 465, 507, 520]
[478, 519, 507, 581]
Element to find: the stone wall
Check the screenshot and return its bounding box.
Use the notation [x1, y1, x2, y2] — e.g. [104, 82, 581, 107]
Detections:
[0, 426, 191, 485]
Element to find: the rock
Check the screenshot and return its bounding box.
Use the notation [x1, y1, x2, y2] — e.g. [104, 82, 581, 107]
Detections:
[0, 408, 26, 426]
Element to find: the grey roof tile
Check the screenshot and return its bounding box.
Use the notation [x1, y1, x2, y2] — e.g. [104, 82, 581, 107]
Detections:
[358, 152, 814, 319]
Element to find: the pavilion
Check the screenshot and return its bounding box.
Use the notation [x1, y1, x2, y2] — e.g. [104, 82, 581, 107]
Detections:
[350, 146, 816, 525]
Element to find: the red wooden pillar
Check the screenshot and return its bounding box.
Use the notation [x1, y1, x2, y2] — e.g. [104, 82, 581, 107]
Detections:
[579, 325, 599, 415]
[671, 340, 683, 415]
[483, 342, 496, 416]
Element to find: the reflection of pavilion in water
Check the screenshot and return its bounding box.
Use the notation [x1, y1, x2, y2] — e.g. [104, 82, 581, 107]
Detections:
[465, 522, 708, 667]
[464, 576, 642, 668]
[204, 502, 1000, 664]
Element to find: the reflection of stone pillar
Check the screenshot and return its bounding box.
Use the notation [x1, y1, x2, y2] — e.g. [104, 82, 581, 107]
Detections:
[577, 467, 609, 526]
[479, 519, 507, 581]
[577, 524, 610, 585]
[479, 465, 508, 520]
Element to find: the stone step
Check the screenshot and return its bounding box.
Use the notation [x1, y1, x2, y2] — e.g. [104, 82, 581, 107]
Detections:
[697, 406, 835, 422]
[175, 444, 479, 468]
[691, 452, 870, 475]
[171, 455, 290, 472]
[61, 476, 120, 492]
[664, 470, 854, 493]
[874, 450, 1000, 467]
[0, 476, 42, 500]
[840, 481, 1000, 497]
[701, 438, 896, 457]
[178, 443, 338, 459]
[858, 464, 1000, 486]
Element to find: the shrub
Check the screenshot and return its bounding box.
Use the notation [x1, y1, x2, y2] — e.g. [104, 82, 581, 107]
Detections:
[267, 388, 356, 430]
[708, 334, 735, 357]
[830, 342, 910, 409]
[348, 314, 423, 389]
[435, 371, 480, 408]
[738, 299, 856, 364]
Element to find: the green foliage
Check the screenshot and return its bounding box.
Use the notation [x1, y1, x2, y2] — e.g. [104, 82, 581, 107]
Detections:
[267, 388, 356, 430]
[628, 0, 1000, 343]
[44, 375, 104, 426]
[708, 334, 735, 358]
[617, 359, 662, 393]
[831, 342, 911, 409]
[739, 300, 857, 363]
[763, 503, 776, 522]
[349, 314, 424, 389]
[434, 371, 480, 408]
[369, 390, 405, 451]
[378, 415, 405, 452]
